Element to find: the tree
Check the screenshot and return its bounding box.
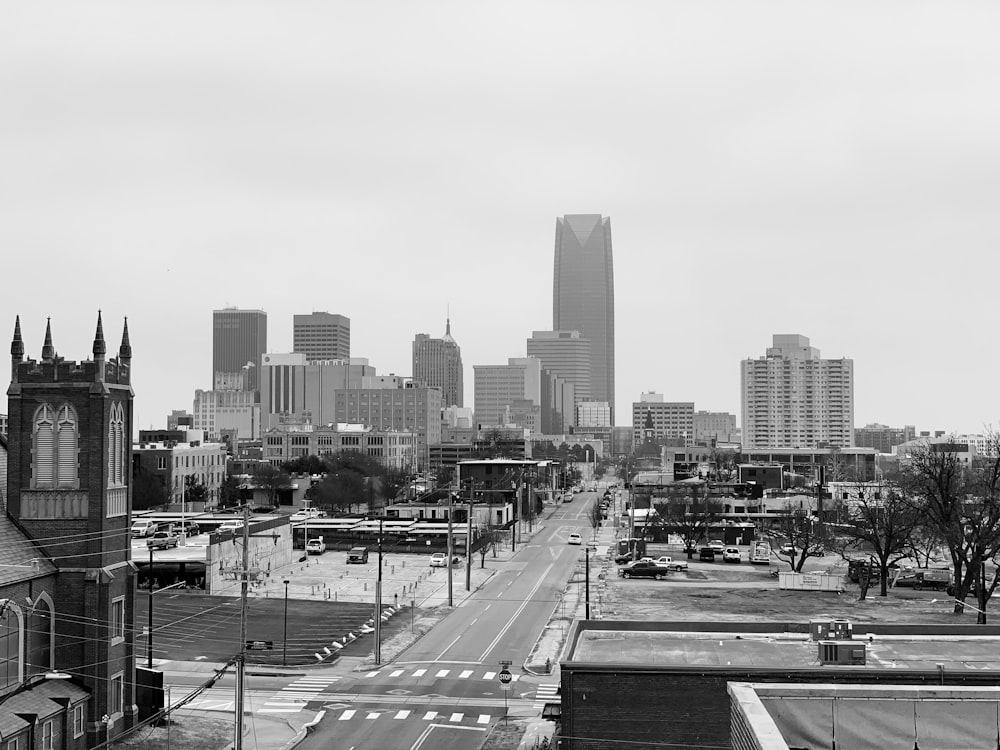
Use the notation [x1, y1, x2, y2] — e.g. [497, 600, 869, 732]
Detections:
[252, 463, 292, 508]
[775, 503, 831, 572]
[133, 467, 168, 511]
[588, 498, 604, 538]
[218, 475, 243, 509]
[477, 524, 503, 566]
[833, 481, 920, 597]
[652, 491, 723, 557]
[709, 447, 741, 482]
[281, 455, 327, 475]
[306, 470, 366, 514]
[184, 474, 208, 505]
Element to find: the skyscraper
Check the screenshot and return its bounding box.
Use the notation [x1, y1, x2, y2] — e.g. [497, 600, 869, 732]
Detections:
[412, 318, 464, 407]
[473, 357, 542, 429]
[741, 334, 854, 449]
[293, 312, 351, 362]
[213, 308, 267, 392]
[553, 214, 615, 422]
[526, 330, 591, 414]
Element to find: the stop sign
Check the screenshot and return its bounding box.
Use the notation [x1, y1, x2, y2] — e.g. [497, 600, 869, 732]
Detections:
[498, 668, 512, 685]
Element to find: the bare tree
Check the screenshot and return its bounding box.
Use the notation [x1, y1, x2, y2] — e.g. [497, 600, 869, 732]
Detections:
[588, 498, 604, 540]
[775, 503, 830, 573]
[652, 490, 724, 558]
[834, 481, 920, 597]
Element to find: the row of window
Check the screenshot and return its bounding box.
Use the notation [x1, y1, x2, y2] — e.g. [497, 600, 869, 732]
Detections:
[32, 402, 128, 493]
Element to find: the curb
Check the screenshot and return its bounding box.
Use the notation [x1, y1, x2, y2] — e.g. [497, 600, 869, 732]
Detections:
[280, 710, 324, 750]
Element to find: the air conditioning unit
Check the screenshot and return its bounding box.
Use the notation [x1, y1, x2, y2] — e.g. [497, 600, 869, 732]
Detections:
[818, 641, 866, 666]
[830, 619, 853, 640]
[809, 619, 833, 641]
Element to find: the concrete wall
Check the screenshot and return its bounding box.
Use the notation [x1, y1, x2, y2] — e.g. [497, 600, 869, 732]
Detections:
[205, 517, 294, 595]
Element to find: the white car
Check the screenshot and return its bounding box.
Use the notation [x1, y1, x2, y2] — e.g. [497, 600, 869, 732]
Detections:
[305, 539, 326, 555]
[652, 556, 688, 571]
[568, 533, 583, 545]
[723, 547, 742, 563]
[291, 509, 325, 522]
[430, 552, 460, 567]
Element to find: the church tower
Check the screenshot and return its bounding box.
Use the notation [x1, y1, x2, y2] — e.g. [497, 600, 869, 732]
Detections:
[6, 314, 136, 744]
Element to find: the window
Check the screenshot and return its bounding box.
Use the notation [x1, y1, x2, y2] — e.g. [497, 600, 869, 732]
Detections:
[157, 456, 167, 470]
[0, 603, 23, 691]
[33, 403, 79, 488]
[108, 402, 125, 486]
[109, 672, 124, 717]
[111, 597, 125, 643]
[73, 703, 86, 738]
[5, 736, 21, 750]
[41, 721, 54, 750]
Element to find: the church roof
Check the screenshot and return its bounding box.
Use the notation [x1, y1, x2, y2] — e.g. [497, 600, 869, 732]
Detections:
[0, 515, 58, 586]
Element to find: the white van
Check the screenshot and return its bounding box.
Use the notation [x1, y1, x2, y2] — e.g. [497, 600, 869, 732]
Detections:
[131, 519, 158, 538]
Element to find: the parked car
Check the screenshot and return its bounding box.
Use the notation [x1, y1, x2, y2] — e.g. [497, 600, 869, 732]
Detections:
[779, 543, 796, 556]
[218, 519, 245, 533]
[147, 530, 179, 550]
[708, 540, 725, 553]
[698, 547, 716, 562]
[567, 533, 583, 545]
[347, 547, 369, 564]
[894, 568, 951, 591]
[618, 560, 671, 580]
[652, 556, 688, 571]
[131, 519, 158, 538]
[176, 521, 200, 536]
[723, 547, 742, 563]
[291, 508, 326, 522]
[305, 539, 327, 555]
[429, 552, 461, 567]
[615, 550, 640, 565]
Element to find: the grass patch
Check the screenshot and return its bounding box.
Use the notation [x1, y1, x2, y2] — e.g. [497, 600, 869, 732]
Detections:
[479, 718, 528, 750]
[114, 713, 232, 750]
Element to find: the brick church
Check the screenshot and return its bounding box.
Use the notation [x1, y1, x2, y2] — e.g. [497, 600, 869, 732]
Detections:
[0, 314, 136, 748]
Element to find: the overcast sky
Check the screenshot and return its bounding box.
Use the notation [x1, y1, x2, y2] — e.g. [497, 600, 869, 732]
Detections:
[2, 1, 998, 436]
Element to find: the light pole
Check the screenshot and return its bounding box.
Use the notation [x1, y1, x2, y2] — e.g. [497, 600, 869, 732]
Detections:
[282, 580, 290, 666]
[585, 545, 592, 619]
[374, 516, 383, 664]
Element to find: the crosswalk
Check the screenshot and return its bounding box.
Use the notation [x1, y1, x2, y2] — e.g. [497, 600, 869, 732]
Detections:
[533, 684, 558, 710]
[367, 668, 522, 682]
[334, 709, 493, 725]
[259, 675, 342, 714]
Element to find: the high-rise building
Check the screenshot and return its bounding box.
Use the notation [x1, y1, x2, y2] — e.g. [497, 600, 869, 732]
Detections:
[577, 401, 612, 428]
[413, 319, 464, 407]
[553, 214, 615, 421]
[741, 334, 854, 450]
[693, 411, 738, 444]
[541, 369, 576, 434]
[527, 330, 591, 411]
[259, 353, 375, 428]
[293, 312, 350, 362]
[854, 423, 917, 453]
[213, 308, 267, 392]
[473, 357, 542, 429]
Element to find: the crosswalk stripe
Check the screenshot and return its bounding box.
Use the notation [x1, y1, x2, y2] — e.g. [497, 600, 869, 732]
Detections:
[366, 712, 379, 720]
[259, 707, 301, 713]
[511, 674, 521, 682]
[412, 669, 426, 677]
[435, 669, 450, 678]
[450, 713, 463, 722]
[394, 710, 410, 720]
[390, 670, 404, 677]
[459, 670, 473, 679]
[478, 715, 490, 724]
[365, 671, 380, 678]
[423, 711, 437, 721]
[483, 671, 496, 680]
[339, 710, 355, 721]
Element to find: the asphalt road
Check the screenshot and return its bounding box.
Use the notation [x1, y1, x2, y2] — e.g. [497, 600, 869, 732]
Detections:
[297, 492, 600, 750]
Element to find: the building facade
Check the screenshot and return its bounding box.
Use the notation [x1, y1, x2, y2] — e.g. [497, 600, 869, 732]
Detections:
[292, 312, 350, 362]
[261, 422, 416, 469]
[577, 401, 611, 428]
[526, 330, 591, 410]
[412, 319, 464, 408]
[630, 395, 695, 447]
[692, 410, 738, 443]
[3, 315, 137, 746]
[540, 370, 575, 434]
[192, 388, 260, 441]
[741, 334, 854, 450]
[259, 354, 376, 428]
[212, 308, 267, 392]
[473, 358, 542, 430]
[553, 214, 615, 422]
[853, 423, 917, 453]
[133, 431, 228, 507]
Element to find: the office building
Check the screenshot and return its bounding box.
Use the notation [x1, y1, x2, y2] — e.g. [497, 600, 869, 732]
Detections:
[577, 400, 611, 428]
[293, 312, 350, 362]
[212, 308, 267, 392]
[259, 353, 375, 428]
[473, 357, 542, 429]
[526, 330, 591, 412]
[553, 214, 615, 421]
[854, 423, 917, 453]
[192, 388, 260, 441]
[693, 410, 738, 444]
[631, 393, 695, 446]
[540, 370, 576, 434]
[261, 422, 416, 470]
[133, 430, 228, 507]
[741, 334, 854, 450]
[412, 319, 464, 407]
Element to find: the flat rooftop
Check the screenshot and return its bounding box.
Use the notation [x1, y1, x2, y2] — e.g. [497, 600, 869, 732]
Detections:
[567, 622, 1000, 672]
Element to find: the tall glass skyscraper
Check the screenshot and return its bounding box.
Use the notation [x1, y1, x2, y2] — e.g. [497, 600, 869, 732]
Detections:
[412, 318, 464, 408]
[553, 214, 615, 422]
[212, 308, 267, 392]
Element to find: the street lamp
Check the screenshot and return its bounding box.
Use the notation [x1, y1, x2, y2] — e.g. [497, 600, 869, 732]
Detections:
[282, 580, 290, 666]
[585, 545, 594, 619]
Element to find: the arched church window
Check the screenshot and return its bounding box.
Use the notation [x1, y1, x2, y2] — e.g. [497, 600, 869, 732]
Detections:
[33, 404, 56, 488]
[26, 595, 53, 677]
[108, 402, 125, 486]
[0, 602, 24, 691]
[56, 404, 79, 488]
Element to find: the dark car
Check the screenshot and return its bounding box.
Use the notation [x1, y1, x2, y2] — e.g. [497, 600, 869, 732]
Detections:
[614, 550, 639, 565]
[347, 547, 369, 564]
[618, 561, 671, 580]
[698, 547, 716, 562]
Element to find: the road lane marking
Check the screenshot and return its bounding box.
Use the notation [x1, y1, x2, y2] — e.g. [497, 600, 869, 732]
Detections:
[339, 710, 356, 721]
[478, 715, 490, 724]
[459, 670, 473, 679]
[435, 669, 450, 678]
[366, 712, 379, 720]
[435, 633, 463, 661]
[423, 711, 437, 720]
[412, 669, 426, 677]
[479, 562, 554, 661]
[365, 671, 380, 678]
[450, 713, 463, 722]
[390, 669, 404, 677]
[394, 710, 410, 719]
[483, 671, 496, 680]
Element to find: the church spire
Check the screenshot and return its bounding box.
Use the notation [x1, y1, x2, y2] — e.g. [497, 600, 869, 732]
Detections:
[119, 317, 132, 362]
[41, 318, 55, 360]
[93, 311, 107, 359]
[10, 315, 24, 360]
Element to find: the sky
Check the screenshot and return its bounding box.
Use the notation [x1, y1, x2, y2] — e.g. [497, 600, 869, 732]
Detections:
[2, 1, 999, 436]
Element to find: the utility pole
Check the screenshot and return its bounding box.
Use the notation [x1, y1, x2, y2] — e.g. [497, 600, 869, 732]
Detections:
[234, 504, 250, 750]
[447, 490, 454, 607]
[148, 547, 154, 669]
[585, 545, 591, 619]
[375, 516, 383, 664]
[465, 479, 473, 592]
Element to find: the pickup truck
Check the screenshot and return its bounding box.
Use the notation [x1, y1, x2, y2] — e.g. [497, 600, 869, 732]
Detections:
[147, 530, 180, 550]
[651, 555, 688, 571]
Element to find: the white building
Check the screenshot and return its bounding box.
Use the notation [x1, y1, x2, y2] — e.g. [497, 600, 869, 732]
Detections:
[262, 421, 417, 469]
[741, 334, 854, 450]
[193, 388, 260, 441]
[577, 401, 612, 428]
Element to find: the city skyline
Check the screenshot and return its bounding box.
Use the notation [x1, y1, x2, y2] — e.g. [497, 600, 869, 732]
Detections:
[2, 3, 998, 436]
